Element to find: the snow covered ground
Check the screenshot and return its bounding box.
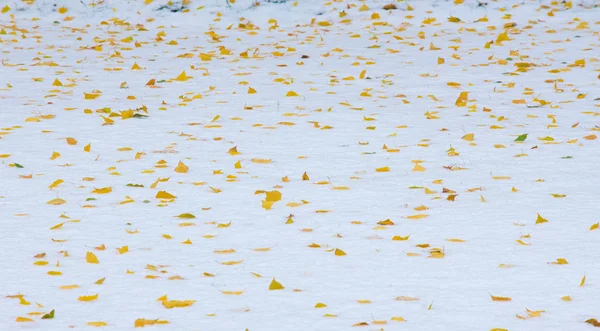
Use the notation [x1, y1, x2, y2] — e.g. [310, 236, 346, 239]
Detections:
[1, 0, 599, 330]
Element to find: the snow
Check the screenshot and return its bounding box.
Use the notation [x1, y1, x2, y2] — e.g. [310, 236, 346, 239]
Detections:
[1, 0, 599, 330]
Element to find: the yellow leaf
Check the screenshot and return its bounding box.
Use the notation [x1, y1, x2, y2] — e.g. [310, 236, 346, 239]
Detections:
[217, 222, 231, 228]
[561, 296, 572, 302]
[86, 252, 99, 264]
[47, 198, 66, 206]
[66, 137, 78, 145]
[535, 213, 549, 224]
[84, 143, 91, 152]
[78, 294, 99, 302]
[84, 92, 100, 100]
[174, 71, 191, 82]
[490, 295, 512, 301]
[92, 187, 112, 194]
[58, 7, 68, 14]
[16, 317, 34, 322]
[48, 271, 62, 276]
[286, 90, 299, 97]
[265, 190, 282, 202]
[49, 179, 64, 190]
[392, 235, 410, 241]
[262, 200, 274, 210]
[302, 172, 310, 180]
[590, 223, 599, 231]
[553, 258, 568, 265]
[175, 161, 189, 173]
[87, 321, 108, 327]
[156, 191, 176, 199]
[134, 319, 169, 327]
[376, 166, 390, 172]
[95, 277, 105, 285]
[407, 214, 428, 220]
[315, 302, 327, 308]
[162, 299, 196, 309]
[248, 87, 257, 94]
[359, 70, 367, 79]
[234, 160, 242, 169]
[228, 146, 240, 155]
[334, 248, 346, 256]
[251, 158, 272, 164]
[269, 278, 284, 290]
[462, 133, 474, 141]
[117, 246, 128, 254]
[221, 290, 245, 295]
[2, 6, 11, 14]
[580, 275, 586, 287]
[176, 213, 196, 219]
[413, 164, 426, 172]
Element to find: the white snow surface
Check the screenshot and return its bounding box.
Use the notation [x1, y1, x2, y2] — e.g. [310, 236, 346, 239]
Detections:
[1, 0, 600, 330]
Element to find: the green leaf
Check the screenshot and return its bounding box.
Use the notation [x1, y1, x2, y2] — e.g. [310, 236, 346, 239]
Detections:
[561, 156, 573, 159]
[86, 198, 97, 201]
[42, 310, 55, 319]
[14, 163, 24, 168]
[514, 133, 528, 142]
[126, 183, 144, 187]
[133, 113, 148, 119]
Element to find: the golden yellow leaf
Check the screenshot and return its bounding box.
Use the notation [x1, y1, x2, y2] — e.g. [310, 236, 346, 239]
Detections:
[251, 158, 272, 164]
[16, 317, 34, 322]
[78, 294, 99, 302]
[269, 278, 284, 290]
[580, 275, 586, 287]
[162, 300, 196, 309]
[156, 191, 176, 199]
[590, 223, 599, 231]
[174, 71, 191, 82]
[490, 295, 511, 301]
[117, 246, 128, 254]
[92, 187, 112, 194]
[407, 214, 428, 220]
[286, 90, 299, 97]
[376, 166, 390, 172]
[48, 179, 64, 190]
[334, 248, 346, 256]
[176, 213, 195, 219]
[84, 92, 100, 100]
[47, 198, 66, 206]
[86, 252, 99, 264]
[553, 258, 568, 265]
[462, 133, 474, 141]
[220, 260, 243, 265]
[66, 137, 78, 145]
[134, 319, 170, 327]
[175, 161, 189, 173]
[87, 321, 108, 327]
[536, 213, 549, 224]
